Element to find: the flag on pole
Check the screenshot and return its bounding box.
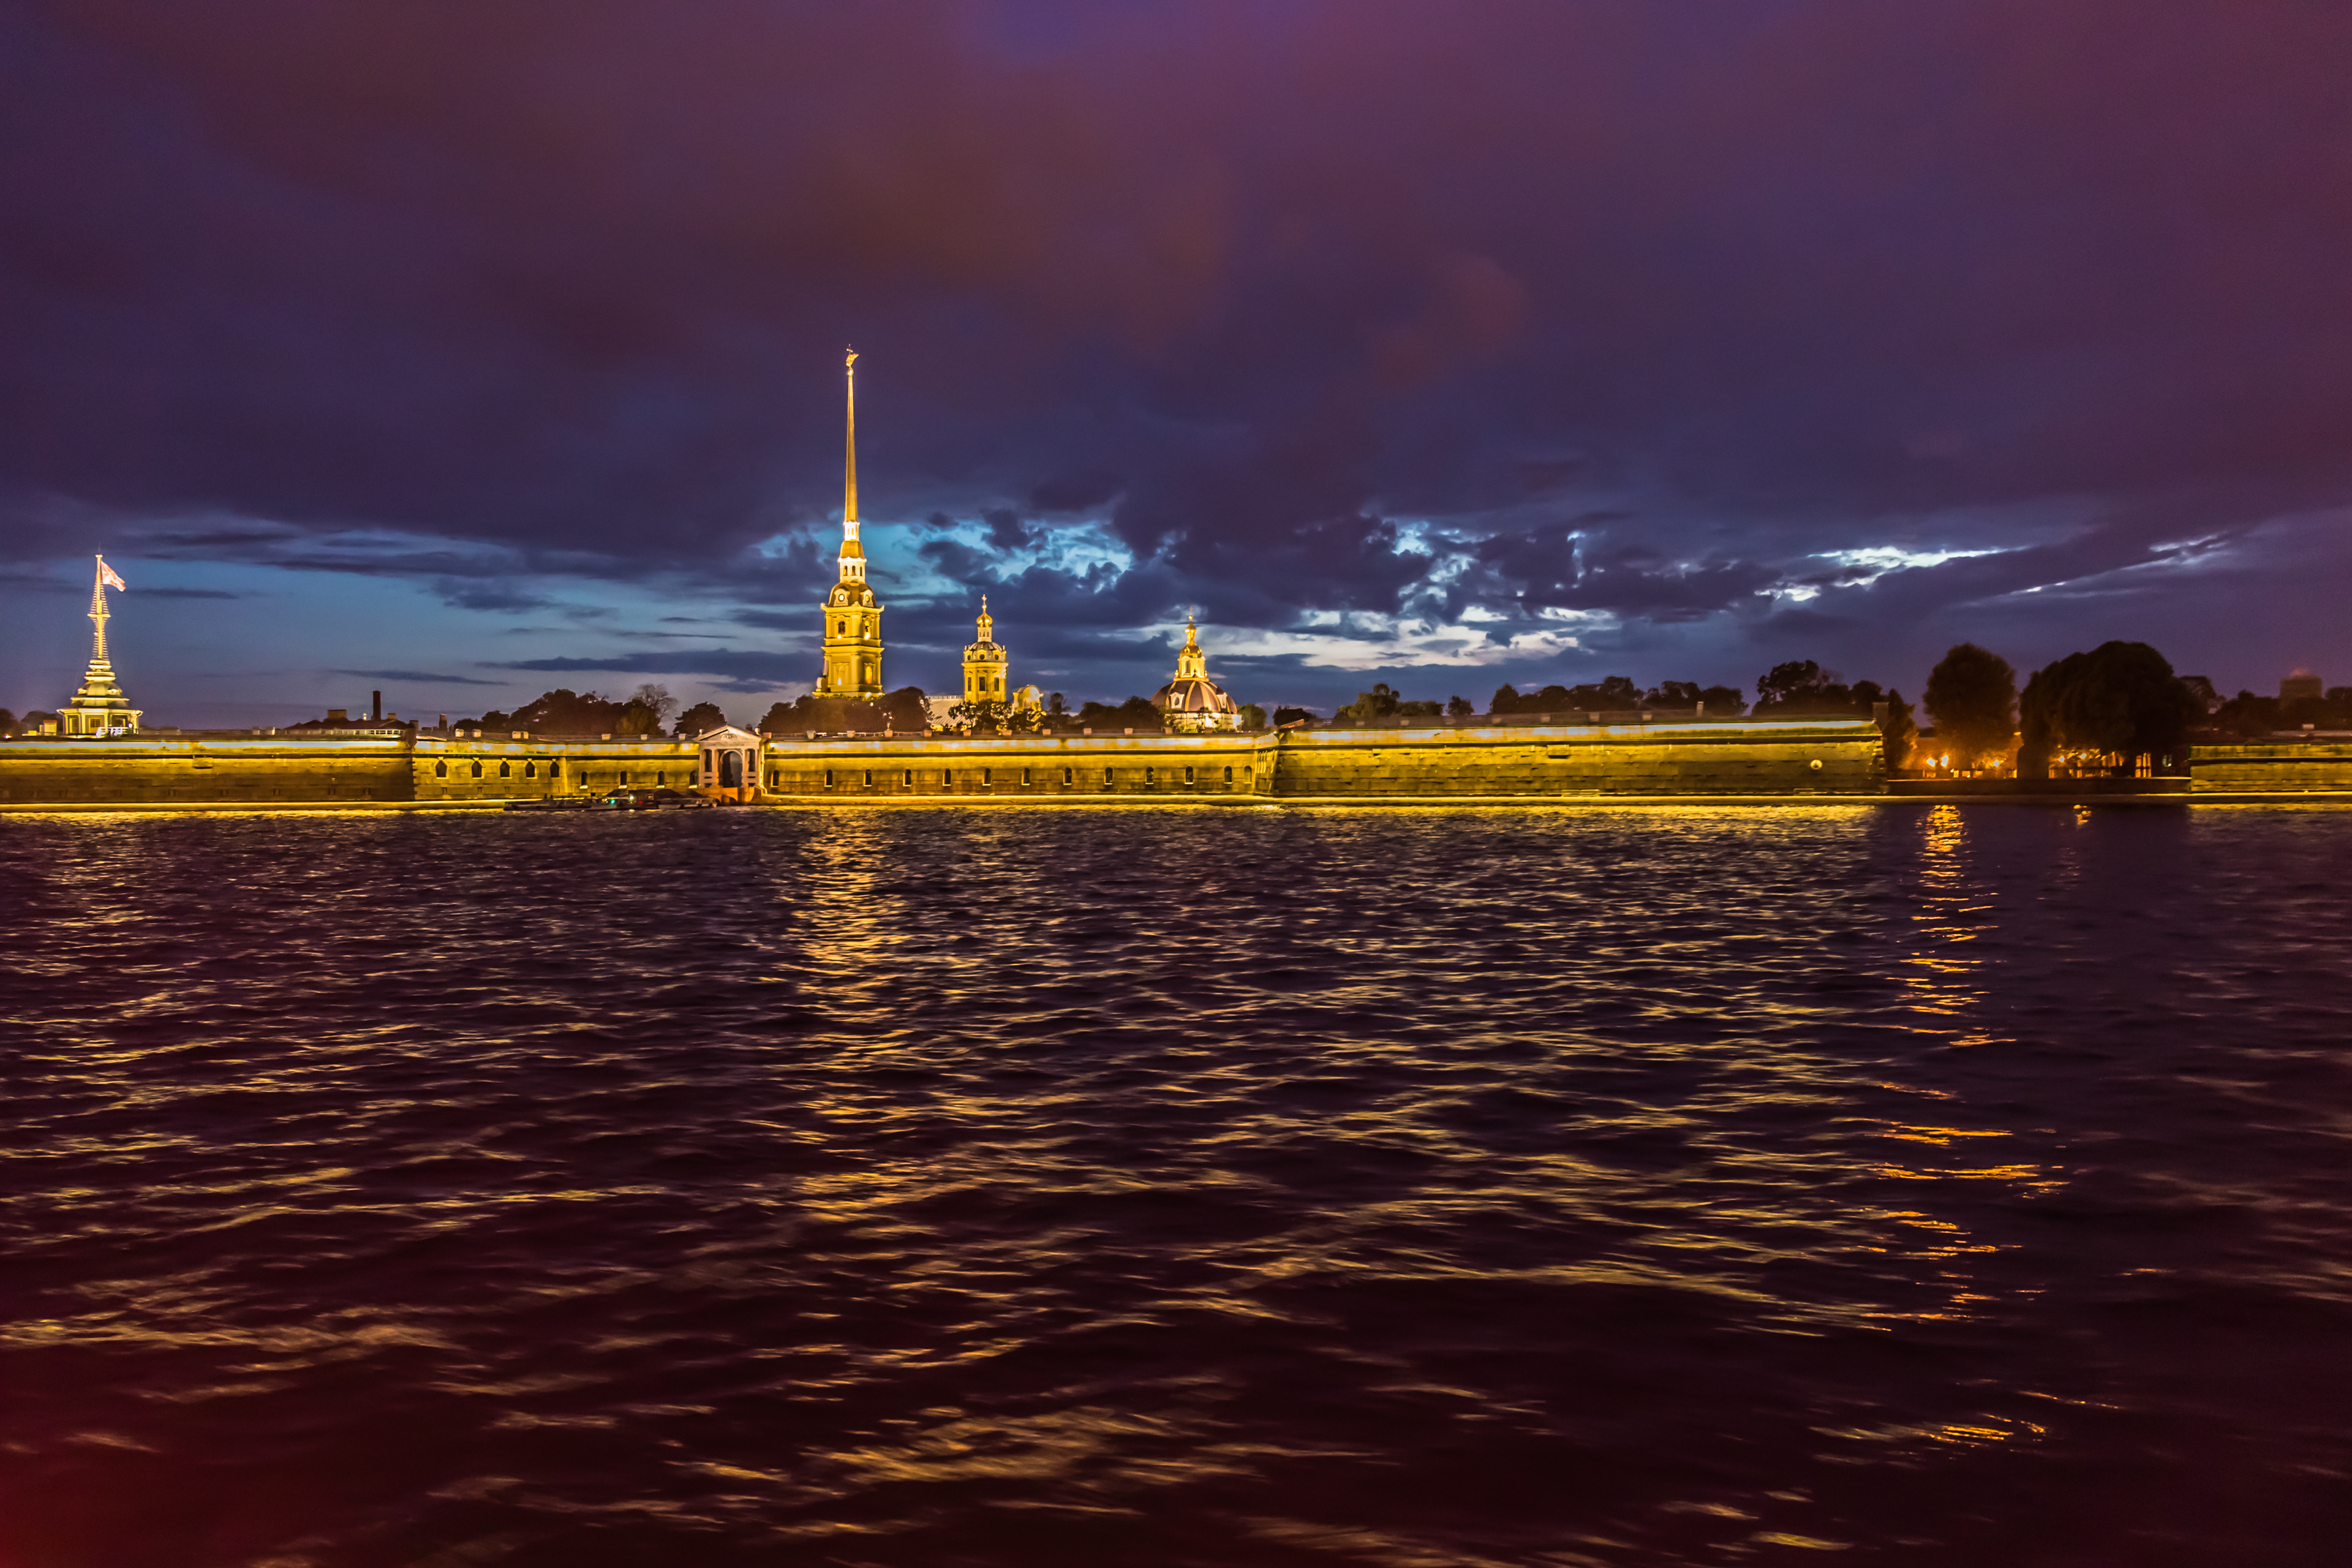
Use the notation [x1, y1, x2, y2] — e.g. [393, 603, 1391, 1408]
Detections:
[98, 557, 126, 590]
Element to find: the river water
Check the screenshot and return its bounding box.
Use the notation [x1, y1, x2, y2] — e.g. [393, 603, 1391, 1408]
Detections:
[2, 804, 2348, 1567]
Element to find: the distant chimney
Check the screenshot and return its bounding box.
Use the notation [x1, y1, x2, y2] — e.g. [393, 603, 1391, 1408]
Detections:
[372, 690, 382, 720]
[439, 714, 448, 729]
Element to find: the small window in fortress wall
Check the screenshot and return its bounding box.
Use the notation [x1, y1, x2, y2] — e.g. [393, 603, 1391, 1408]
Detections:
[1223, 766, 1233, 782]
[982, 768, 993, 785]
[434, 761, 447, 778]
[499, 761, 511, 777]
[903, 769, 913, 786]
[524, 761, 535, 778]
[1062, 766, 1073, 785]
[470, 761, 483, 778]
[552, 761, 563, 779]
[1145, 767, 1156, 783]
[1185, 766, 1195, 784]
[1102, 766, 1112, 784]
[863, 769, 873, 786]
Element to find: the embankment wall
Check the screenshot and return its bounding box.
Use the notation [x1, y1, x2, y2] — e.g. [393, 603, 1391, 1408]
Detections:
[0, 718, 1887, 807]
[2188, 744, 2352, 793]
[0, 737, 415, 805]
[0, 735, 697, 807]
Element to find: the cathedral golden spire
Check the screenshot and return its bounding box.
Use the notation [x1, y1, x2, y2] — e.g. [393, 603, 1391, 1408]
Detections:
[815, 352, 883, 699]
[843, 347, 859, 534]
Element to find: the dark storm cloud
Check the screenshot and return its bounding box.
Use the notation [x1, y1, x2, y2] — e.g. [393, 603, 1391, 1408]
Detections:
[433, 579, 551, 614]
[1479, 522, 1782, 622]
[496, 650, 805, 694]
[1, 0, 2346, 688]
[330, 667, 503, 686]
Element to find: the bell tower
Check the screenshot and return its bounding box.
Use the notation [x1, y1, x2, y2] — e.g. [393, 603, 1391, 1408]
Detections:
[962, 597, 1008, 704]
[815, 350, 884, 699]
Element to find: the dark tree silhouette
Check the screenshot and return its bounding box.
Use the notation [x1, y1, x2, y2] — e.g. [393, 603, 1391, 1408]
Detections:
[674, 701, 728, 736]
[1923, 644, 2018, 766]
[1333, 684, 1441, 722]
[1076, 697, 1163, 729]
[2019, 642, 2201, 777]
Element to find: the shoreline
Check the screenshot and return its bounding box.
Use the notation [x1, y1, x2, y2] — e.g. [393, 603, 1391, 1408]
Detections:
[7, 791, 2350, 816]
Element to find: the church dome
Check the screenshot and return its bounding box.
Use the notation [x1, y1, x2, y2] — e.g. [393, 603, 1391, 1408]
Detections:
[1153, 616, 1241, 730]
[1154, 675, 1238, 716]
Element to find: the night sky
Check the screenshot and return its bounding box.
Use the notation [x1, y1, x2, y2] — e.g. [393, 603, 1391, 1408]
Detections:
[3, 1, 2346, 726]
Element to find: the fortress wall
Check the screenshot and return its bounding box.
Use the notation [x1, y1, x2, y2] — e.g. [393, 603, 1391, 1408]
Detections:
[750, 718, 1883, 800]
[1264, 718, 1885, 797]
[410, 737, 695, 802]
[1297, 723, 1877, 796]
[0, 738, 415, 805]
[0, 718, 1886, 807]
[0, 734, 701, 807]
[758, 731, 1270, 799]
[2188, 744, 2352, 793]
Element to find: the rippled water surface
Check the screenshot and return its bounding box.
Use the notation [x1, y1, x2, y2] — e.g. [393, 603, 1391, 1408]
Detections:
[4, 804, 2351, 1567]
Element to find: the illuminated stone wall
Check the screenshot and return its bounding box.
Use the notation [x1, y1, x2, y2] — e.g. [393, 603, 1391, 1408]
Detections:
[750, 718, 1883, 800]
[1261, 720, 1881, 797]
[0, 718, 1889, 807]
[412, 737, 696, 802]
[0, 737, 414, 805]
[2188, 744, 2352, 793]
[763, 734, 1268, 799]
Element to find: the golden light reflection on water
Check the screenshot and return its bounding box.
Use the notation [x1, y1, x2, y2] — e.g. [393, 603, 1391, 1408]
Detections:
[1899, 805, 2006, 1047]
[7, 804, 2340, 1564]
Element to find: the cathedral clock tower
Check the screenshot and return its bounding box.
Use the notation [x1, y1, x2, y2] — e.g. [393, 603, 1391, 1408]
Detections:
[815, 350, 884, 699]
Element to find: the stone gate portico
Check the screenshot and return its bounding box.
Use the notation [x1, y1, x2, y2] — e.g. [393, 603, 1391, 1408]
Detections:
[697, 725, 765, 802]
